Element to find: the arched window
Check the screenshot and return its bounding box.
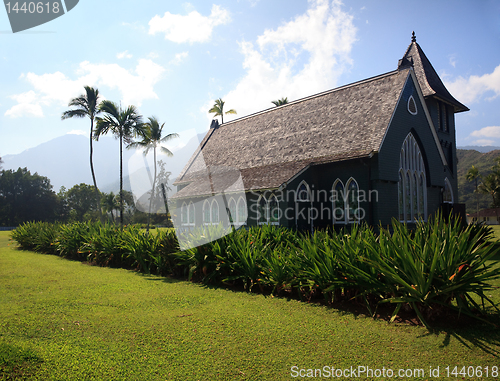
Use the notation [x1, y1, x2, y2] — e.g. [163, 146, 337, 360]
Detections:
[269, 195, 279, 225]
[398, 132, 427, 222]
[332, 179, 346, 224]
[237, 197, 247, 224]
[203, 200, 211, 225]
[228, 198, 237, 224]
[346, 178, 360, 223]
[181, 202, 188, 225]
[443, 178, 453, 203]
[296, 181, 310, 201]
[188, 202, 195, 225]
[257, 195, 268, 225]
[407, 95, 417, 115]
[211, 199, 219, 225]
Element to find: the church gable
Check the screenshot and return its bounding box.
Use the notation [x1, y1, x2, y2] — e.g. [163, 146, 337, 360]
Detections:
[377, 70, 447, 187]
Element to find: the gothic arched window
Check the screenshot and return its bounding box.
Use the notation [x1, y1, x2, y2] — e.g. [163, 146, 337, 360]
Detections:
[398, 132, 427, 222]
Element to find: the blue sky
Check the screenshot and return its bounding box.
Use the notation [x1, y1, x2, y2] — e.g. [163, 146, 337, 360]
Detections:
[1, 0, 500, 156]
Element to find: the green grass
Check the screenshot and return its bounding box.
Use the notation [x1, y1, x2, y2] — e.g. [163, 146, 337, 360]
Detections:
[1, 231, 500, 380]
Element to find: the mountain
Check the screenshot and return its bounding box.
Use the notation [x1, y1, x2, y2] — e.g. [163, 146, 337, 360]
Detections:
[457, 149, 500, 213]
[1, 132, 206, 195]
[457, 146, 500, 153]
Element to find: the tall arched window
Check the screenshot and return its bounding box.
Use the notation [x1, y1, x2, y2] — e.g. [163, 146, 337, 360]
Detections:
[296, 181, 310, 202]
[203, 200, 211, 225]
[332, 179, 346, 224]
[211, 199, 219, 225]
[228, 198, 237, 224]
[269, 195, 279, 225]
[398, 132, 427, 222]
[443, 178, 453, 203]
[181, 202, 188, 225]
[237, 197, 247, 224]
[257, 195, 268, 225]
[346, 178, 360, 223]
[188, 202, 195, 225]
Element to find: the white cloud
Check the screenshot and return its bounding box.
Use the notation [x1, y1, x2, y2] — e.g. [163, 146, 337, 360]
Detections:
[204, 0, 356, 122]
[449, 55, 456, 68]
[445, 64, 500, 104]
[171, 51, 189, 65]
[148, 4, 231, 44]
[5, 59, 165, 118]
[117, 50, 133, 59]
[67, 130, 87, 136]
[470, 126, 500, 138]
[5, 90, 44, 118]
[473, 139, 495, 146]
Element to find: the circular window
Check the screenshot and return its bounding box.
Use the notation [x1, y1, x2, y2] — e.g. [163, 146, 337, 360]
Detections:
[407, 95, 417, 115]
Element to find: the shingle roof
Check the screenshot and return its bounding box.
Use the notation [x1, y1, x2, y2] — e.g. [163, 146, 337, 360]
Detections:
[399, 40, 469, 113]
[172, 69, 409, 199]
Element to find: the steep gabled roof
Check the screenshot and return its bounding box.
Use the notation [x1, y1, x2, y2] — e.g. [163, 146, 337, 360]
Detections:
[399, 33, 469, 113]
[172, 69, 410, 198]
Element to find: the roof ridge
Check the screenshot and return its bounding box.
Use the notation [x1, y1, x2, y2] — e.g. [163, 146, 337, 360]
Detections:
[219, 69, 402, 128]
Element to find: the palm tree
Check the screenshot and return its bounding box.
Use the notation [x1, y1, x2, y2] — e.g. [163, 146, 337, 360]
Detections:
[94, 101, 145, 226]
[101, 192, 119, 222]
[466, 165, 481, 221]
[208, 98, 237, 124]
[61, 86, 103, 221]
[128, 117, 179, 233]
[272, 97, 288, 106]
[478, 172, 500, 208]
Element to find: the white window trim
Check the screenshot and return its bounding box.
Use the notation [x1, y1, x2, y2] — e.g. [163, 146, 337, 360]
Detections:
[443, 177, 454, 204]
[236, 196, 248, 226]
[210, 199, 219, 226]
[407, 95, 418, 115]
[296, 180, 311, 202]
[268, 194, 280, 225]
[257, 194, 268, 225]
[398, 132, 427, 222]
[345, 177, 361, 224]
[332, 179, 347, 224]
[187, 202, 195, 226]
[202, 199, 211, 226]
[181, 202, 188, 225]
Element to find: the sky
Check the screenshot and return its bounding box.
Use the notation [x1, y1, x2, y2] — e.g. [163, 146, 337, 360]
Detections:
[1, 0, 500, 157]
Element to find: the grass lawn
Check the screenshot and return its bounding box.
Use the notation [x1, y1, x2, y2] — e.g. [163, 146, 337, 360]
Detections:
[1, 231, 500, 380]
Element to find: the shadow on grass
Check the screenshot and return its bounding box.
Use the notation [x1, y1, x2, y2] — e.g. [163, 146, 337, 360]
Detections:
[0, 341, 43, 379]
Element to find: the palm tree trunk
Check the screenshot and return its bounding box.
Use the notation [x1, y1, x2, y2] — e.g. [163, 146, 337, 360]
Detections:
[119, 132, 124, 227]
[475, 179, 479, 222]
[90, 119, 103, 222]
[147, 147, 157, 234]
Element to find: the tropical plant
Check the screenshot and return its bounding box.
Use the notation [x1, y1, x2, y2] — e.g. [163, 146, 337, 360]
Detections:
[466, 165, 481, 219]
[271, 97, 288, 106]
[208, 98, 237, 124]
[94, 101, 145, 226]
[128, 117, 179, 233]
[61, 86, 103, 221]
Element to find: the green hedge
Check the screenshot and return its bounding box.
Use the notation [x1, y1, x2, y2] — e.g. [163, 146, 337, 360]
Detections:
[10, 217, 500, 328]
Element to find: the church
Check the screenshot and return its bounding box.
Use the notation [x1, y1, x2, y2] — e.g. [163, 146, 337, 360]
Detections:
[172, 33, 468, 231]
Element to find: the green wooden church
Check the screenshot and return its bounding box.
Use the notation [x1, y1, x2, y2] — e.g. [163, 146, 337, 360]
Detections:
[172, 33, 468, 231]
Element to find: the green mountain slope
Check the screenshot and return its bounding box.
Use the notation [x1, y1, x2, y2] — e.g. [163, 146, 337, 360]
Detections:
[457, 149, 500, 213]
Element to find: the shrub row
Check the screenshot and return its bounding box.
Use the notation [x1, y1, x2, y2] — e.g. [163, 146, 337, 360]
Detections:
[10, 217, 500, 328]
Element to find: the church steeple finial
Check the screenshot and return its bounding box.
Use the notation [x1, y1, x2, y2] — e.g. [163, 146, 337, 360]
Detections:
[411, 31, 416, 43]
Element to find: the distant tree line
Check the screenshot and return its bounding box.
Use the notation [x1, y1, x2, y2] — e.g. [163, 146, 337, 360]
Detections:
[0, 165, 173, 227]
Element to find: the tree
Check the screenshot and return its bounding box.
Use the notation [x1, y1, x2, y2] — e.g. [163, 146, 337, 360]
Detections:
[478, 172, 500, 208]
[94, 101, 145, 226]
[101, 192, 119, 222]
[208, 98, 237, 124]
[0, 156, 3, 170]
[60, 183, 100, 222]
[61, 86, 103, 221]
[0, 167, 60, 226]
[272, 97, 288, 106]
[466, 165, 481, 220]
[128, 117, 179, 233]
